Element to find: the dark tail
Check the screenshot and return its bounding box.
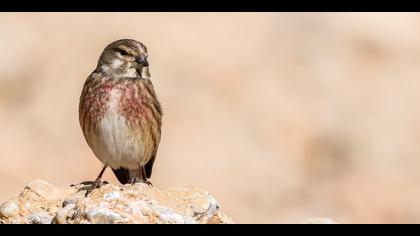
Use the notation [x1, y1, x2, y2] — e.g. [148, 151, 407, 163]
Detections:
[112, 154, 156, 184]
[144, 154, 156, 179]
[112, 168, 130, 184]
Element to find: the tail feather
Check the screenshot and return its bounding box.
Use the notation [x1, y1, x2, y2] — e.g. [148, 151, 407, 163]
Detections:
[112, 157, 156, 184]
[112, 168, 130, 184]
[144, 154, 156, 179]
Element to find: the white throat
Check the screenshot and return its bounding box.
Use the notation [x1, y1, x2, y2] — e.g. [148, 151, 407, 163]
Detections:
[100, 59, 139, 78]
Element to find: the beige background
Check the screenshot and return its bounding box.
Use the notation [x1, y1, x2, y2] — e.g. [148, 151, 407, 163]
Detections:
[1, 13, 420, 223]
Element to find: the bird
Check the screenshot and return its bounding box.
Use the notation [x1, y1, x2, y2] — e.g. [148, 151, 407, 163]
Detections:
[79, 39, 162, 195]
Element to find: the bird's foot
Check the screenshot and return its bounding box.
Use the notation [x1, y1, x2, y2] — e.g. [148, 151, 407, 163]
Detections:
[76, 180, 109, 197]
[129, 177, 140, 186]
[71, 180, 109, 187]
[129, 178, 153, 186]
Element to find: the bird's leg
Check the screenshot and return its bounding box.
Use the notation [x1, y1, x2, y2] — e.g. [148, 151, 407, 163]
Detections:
[91, 165, 108, 188]
[141, 166, 153, 186]
[128, 166, 152, 186]
[129, 176, 138, 186]
[129, 167, 141, 186]
[79, 165, 108, 197]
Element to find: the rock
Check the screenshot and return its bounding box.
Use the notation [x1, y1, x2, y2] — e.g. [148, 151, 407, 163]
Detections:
[28, 212, 52, 224]
[0, 179, 233, 224]
[86, 207, 122, 224]
[25, 179, 73, 201]
[52, 203, 75, 224]
[0, 200, 19, 218]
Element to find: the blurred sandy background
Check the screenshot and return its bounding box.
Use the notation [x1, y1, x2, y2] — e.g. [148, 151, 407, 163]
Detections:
[2, 13, 420, 223]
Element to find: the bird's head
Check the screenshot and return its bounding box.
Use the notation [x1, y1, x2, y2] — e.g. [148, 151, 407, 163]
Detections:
[97, 39, 150, 79]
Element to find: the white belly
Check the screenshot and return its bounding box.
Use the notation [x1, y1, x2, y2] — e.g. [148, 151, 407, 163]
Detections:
[89, 89, 146, 169]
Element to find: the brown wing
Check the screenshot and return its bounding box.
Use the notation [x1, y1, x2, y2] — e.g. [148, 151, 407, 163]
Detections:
[78, 71, 99, 148]
[144, 104, 161, 179]
[141, 79, 162, 179]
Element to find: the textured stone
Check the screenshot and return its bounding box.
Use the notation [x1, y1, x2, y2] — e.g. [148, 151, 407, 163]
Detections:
[0, 179, 233, 224]
[0, 200, 19, 218]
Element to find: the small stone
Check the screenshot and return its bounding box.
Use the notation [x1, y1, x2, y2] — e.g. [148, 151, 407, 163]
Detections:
[28, 212, 52, 224]
[0, 200, 19, 218]
[86, 207, 121, 224]
[189, 192, 220, 222]
[53, 203, 75, 224]
[153, 206, 185, 224]
[26, 179, 68, 201]
[62, 198, 77, 208]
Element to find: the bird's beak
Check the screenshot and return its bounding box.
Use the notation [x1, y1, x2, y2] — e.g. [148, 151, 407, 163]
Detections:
[135, 55, 149, 67]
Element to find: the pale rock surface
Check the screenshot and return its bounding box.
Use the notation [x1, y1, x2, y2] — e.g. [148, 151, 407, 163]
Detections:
[0, 179, 233, 224]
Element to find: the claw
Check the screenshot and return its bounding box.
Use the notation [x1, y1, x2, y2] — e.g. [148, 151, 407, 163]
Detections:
[128, 177, 152, 186]
[76, 180, 108, 197]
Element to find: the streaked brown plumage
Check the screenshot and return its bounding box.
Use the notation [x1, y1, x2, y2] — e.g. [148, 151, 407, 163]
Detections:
[79, 39, 162, 194]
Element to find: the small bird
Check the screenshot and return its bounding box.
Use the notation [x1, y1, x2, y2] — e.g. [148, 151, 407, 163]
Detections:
[79, 39, 162, 194]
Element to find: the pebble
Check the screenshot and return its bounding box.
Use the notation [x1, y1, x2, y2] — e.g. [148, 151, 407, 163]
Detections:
[53, 203, 75, 224]
[86, 207, 121, 224]
[28, 212, 52, 224]
[0, 200, 19, 218]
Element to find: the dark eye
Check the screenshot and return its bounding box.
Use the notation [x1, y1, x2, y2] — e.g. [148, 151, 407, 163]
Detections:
[117, 49, 128, 56]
